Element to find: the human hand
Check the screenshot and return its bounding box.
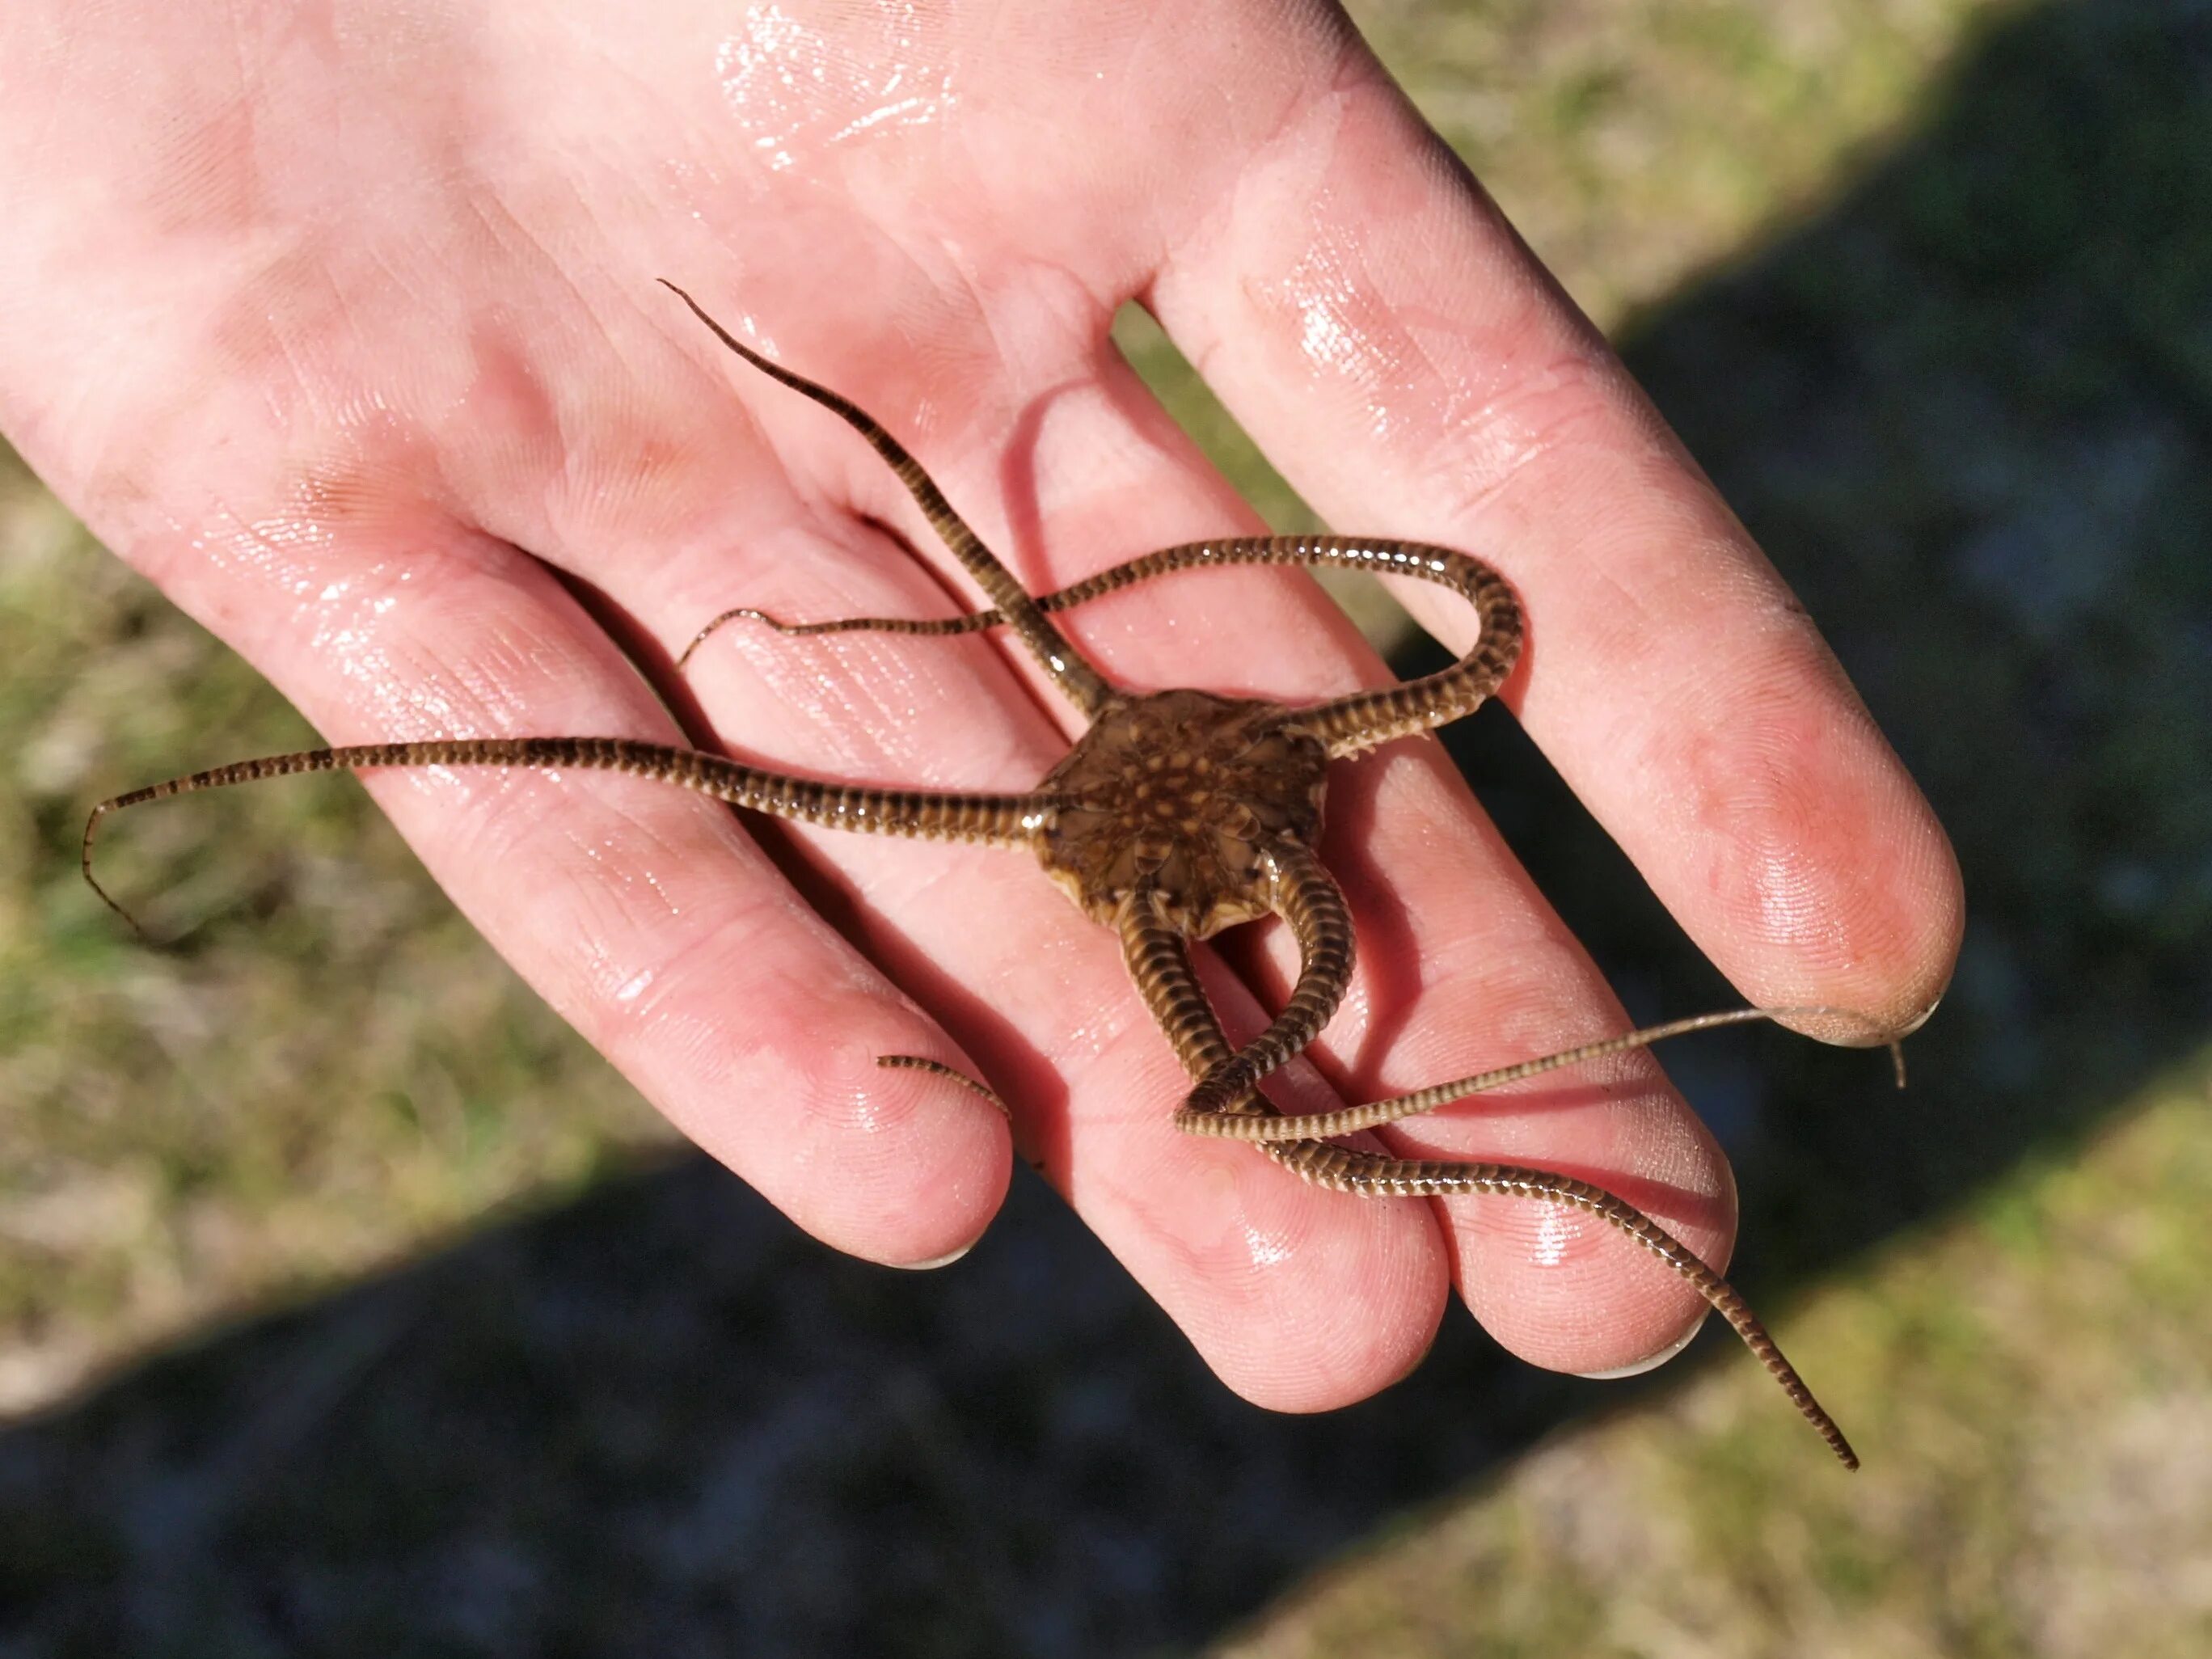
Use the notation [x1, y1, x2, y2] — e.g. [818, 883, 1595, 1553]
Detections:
[0, 0, 1961, 1409]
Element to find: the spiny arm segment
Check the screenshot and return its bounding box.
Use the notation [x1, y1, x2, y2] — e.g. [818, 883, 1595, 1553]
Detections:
[659, 281, 1113, 716]
[676, 533, 1523, 758]
[1178, 1006, 1905, 1142]
[1114, 888, 1856, 1470]
[1264, 1138, 1859, 1468]
[1176, 842, 1357, 1118]
[82, 737, 1053, 933]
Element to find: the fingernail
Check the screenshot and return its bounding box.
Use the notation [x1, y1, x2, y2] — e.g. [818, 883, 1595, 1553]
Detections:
[1571, 1313, 1707, 1379]
[1894, 986, 1947, 1038]
[887, 1239, 979, 1272]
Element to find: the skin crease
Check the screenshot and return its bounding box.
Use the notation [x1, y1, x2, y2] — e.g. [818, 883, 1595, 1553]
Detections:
[0, 0, 1962, 1412]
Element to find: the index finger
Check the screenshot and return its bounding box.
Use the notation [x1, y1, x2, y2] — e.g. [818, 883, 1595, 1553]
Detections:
[1146, 40, 1964, 1030]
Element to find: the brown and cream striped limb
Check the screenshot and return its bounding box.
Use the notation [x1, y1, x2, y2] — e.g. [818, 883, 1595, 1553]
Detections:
[677, 532, 1524, 757]
[81, 736, 1056, 935]
[1117, 885, 1857, 1470]
[1175, 841, 1357, 1118]
[1179, 1006, 1903, 1142]
[660, 281, 1114, 716]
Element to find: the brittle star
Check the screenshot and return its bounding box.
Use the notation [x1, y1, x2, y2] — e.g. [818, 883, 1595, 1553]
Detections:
[82, 280, 1897, 1468]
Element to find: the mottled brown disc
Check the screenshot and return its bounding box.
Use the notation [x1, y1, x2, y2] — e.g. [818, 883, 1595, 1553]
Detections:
[1035, 690, 1328, 937]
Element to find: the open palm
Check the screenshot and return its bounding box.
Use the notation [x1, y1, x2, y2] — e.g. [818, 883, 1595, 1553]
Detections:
[0, 0, 1960, 1410]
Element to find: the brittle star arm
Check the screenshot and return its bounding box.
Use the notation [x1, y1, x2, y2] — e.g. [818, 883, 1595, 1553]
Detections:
[81, 736, 1053, 931]
[679, 534, 1524, 758]
[1176, 840, 1357, 1118]
[1112, 886, 1859, 1471]
[1178, 1006, 1903, 1142]
[659, 281, 1114, 717]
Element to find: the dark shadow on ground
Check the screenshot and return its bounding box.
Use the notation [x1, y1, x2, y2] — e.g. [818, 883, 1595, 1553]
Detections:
[4, 2, 2208, 1653]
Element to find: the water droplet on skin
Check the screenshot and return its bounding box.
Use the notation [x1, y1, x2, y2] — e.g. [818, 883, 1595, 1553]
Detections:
[715, 3, 957, 179]
[1532, 1204, 1572, 1267]
[1241, 1221, 1294, 1269]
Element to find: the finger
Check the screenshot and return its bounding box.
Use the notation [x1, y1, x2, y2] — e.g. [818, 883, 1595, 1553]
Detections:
[87, 483, 1012, 1273]
[1144, 36, 1964, 1036]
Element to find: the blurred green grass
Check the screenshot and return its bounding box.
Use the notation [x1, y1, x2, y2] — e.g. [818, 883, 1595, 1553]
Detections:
[5, 0, 2210, 1653]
